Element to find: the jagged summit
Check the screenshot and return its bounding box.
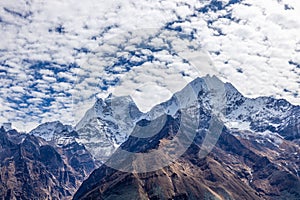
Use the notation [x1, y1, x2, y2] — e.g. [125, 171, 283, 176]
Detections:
[22, 76, 299, 167]
[74, 94, 143, 163]
[29, 121, 77, 146]
[73, 75, 299, 165]
[75, 94, 142, 130]
[74, 76, 300, 200]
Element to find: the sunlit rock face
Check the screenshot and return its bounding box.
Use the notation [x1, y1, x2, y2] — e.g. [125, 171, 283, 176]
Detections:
[74, 76, 300, 200]
[0, 126, 96, 200]
[74, 76, 299, 164]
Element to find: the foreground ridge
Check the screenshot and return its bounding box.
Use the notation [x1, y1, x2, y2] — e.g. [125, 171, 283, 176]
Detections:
[74, 76, 300, 200]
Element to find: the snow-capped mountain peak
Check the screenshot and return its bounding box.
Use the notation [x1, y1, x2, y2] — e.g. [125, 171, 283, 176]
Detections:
[74, 94, 144, 162]
[30, 121, 77, 145]
[46, 76, 299, 164]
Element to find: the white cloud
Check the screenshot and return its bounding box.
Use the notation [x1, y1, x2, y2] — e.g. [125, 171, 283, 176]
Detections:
[0, 0, 299, 132]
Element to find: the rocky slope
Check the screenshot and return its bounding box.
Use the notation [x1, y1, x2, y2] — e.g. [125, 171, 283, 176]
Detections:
[74, 76, 300, 200]
[75, 95, 143, 164]
[30, 121, 78, 146]
[0, 126, 96, 200]
[73, 114, 300, 200]
[74, 76, 299, 163]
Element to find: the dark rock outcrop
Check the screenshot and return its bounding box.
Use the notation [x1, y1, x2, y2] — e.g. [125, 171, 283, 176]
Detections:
[0, 127, 96, 200]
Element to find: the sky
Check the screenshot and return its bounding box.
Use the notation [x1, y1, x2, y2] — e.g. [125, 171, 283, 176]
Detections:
[0, 0, 299, 132]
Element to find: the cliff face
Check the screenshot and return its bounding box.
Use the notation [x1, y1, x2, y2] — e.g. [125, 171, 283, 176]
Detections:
[74, 115, 300, 200]
[73, 77, 300, 200]
[0, 127, 96, 200]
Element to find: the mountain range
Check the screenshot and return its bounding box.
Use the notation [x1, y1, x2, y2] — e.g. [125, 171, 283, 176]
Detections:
[0, 75, 299, 200]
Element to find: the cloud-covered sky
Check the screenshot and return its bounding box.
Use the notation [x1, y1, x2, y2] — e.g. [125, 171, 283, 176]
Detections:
[0, 0, 299, 132]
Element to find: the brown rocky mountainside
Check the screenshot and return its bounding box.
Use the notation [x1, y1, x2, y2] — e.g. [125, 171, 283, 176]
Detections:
[74, 113, 300, 200]
[0, 127, 96, 200]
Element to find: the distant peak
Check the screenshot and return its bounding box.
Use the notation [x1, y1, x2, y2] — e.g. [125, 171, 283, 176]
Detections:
[189, 75, 224, 87]
[30, 120, 73, 142]
[32, 121, 66, 130]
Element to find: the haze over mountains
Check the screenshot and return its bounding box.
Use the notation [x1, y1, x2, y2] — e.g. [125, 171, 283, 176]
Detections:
[1, 76, 299, 199]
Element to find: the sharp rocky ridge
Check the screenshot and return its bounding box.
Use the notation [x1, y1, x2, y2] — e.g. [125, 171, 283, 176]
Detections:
[2, 75, 299, 199]
[73, 75, 300, 164]
[74, 75, 300, 200]
[23, 75, 299, 169]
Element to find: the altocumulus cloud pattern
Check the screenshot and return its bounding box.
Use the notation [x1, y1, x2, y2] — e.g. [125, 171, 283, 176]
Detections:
[0, 0, 299, 131]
